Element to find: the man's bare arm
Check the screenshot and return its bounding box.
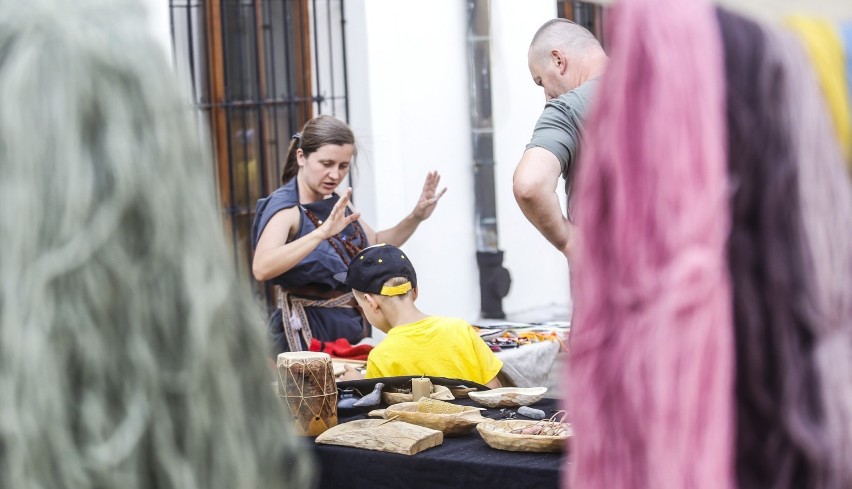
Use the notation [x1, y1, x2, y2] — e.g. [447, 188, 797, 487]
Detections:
[513, 147, 572, 258]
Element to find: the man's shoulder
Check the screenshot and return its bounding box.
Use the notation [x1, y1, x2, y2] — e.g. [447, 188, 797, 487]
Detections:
[548, 78, 601, 112]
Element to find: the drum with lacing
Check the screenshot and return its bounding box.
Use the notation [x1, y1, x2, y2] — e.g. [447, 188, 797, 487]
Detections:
[277, 351, 338, 436]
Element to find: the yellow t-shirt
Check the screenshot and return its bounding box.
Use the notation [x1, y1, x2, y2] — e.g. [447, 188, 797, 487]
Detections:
[364, 316, 503, 385]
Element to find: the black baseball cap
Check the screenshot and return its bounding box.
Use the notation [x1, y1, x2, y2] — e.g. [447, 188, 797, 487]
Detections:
[336, 244, 417, 296]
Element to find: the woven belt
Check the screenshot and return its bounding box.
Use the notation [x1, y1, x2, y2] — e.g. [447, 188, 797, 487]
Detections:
[278, 286, 356, 352]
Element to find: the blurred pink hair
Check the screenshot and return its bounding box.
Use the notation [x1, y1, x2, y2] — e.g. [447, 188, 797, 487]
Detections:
[565, 0, 734, 487]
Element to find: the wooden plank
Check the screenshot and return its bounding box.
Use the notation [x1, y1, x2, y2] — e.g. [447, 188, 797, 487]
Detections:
[253, 0, 275, 197]
[205, 0, 232, 219]
[315, 419, 444, 455]
[562, 0, 574, 21]
[295, 0, 313, 121]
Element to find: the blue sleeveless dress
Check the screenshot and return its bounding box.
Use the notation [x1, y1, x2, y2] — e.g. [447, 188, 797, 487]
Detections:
[252, 178, 369, 355]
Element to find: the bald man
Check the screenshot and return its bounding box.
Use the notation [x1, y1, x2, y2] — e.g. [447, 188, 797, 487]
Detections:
[512, 19, 608, 261]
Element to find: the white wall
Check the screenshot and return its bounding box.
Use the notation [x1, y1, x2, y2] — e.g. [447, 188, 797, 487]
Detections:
[139, 0, 172, 59]
[345, 0, 572, 327]
[490, 0, 572, 318]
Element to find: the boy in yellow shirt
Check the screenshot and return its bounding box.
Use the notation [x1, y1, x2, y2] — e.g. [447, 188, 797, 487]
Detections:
[337, 244, 502, 388]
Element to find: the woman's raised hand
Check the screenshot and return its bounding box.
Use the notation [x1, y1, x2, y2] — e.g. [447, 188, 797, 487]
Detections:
[411, 171, 447, 221]
[318, 188, 361, 239]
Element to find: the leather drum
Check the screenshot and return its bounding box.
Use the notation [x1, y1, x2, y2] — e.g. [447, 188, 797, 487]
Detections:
[277, 351, 338, 436]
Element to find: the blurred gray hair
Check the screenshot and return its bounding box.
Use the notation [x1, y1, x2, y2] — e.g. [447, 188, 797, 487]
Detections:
[0, 0, 314, 488]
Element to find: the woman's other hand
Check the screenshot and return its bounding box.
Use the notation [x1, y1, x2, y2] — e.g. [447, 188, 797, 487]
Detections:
[318, 187, 361, 239]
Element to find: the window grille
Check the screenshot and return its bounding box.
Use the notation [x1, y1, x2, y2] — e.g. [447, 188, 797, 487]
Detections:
[169, 0, 349, 302]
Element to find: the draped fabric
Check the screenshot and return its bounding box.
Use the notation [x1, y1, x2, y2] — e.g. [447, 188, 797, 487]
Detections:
[787, 16, 852, 164]
[774, 28, 852, 488]
[564, 2, 852, 488]
[718, 10, 829, 488]
[844, 23, 852, 122]
[566, 0, 734, 487]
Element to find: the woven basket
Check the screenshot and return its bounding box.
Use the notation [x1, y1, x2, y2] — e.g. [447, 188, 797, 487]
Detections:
[384, 400, 484, 436]
[476, 419, 572, 453]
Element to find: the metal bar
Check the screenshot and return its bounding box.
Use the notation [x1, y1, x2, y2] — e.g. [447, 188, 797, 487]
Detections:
[252, 0, 269, 195]
[237, 0, 254, 267]
[238, 0, 255, 273]
[467, 0, 498, 252]
[220, 0, 240, 262]
[168, 1, 178, 68]
[236, 0, 250, 199]
[263, 0, 281, 193]
[311, 0, 321, 113]
[337, 0, 352, 193]
[251, 0, 270, 278]
[281, 0, 297, 139]
[223, 204, 261, 217]
[467, 0, 509, 318]
[185, 0, 199, 102]
[340, 0, 350, 121]
[299, 0, 313, 121]
[305, 0, 314, 120]
[296, 0, 307, 122]
[195, 95, 324, 110]
[326, 0, 335, 116]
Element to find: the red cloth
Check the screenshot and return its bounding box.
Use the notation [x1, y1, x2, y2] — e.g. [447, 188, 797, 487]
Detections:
[309, 337, 372, 361]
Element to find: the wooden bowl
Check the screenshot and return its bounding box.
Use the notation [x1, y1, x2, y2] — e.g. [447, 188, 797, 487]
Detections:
[447, 385, 478, 399]
[476, 419, 571, 453]
[468, 387, 547, 408]
[384, 401, 484, 436]
[382, 384, 454, 405]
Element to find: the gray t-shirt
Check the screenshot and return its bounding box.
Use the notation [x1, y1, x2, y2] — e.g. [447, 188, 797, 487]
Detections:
[525, 78, 600, 182]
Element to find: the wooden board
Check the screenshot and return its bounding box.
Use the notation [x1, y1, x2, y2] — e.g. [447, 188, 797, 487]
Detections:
[315, 419, 443, 455]
[332, 359, 367, 377]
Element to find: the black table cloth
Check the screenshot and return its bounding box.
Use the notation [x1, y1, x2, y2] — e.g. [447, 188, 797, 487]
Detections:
[310, 390, 567, 489]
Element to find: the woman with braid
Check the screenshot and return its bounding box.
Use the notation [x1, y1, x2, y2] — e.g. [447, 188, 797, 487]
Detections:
[252, 115, 446, 356]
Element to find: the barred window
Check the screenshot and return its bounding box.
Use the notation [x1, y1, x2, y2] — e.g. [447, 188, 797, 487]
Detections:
[169, 0, 349, 300]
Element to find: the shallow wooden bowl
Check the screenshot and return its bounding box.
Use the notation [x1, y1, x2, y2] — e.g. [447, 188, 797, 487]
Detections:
[476, 419, 571, 453]
[384, 401, 484, 436]
[382, 384, 454, 405]
[468, 386, 547, 408]
[447, 385, 478, 399]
